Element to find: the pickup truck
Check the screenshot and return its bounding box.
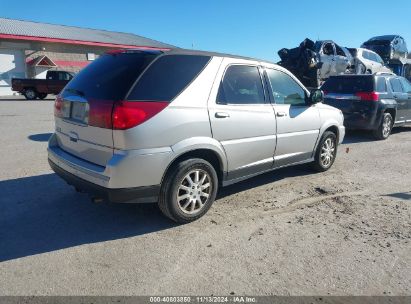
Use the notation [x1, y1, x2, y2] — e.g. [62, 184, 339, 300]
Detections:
[12, 70, 74, 100]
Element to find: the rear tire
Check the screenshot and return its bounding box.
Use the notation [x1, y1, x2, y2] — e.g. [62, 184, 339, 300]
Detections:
[158, 158, 218, 224]
[24, 88, 37, 100]
[373, 112, 393, 140]
[311, 131, 338, 172]
[38, 93, 47, 100]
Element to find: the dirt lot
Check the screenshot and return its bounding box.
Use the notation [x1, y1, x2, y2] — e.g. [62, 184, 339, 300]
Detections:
[0, 98, 410, 296]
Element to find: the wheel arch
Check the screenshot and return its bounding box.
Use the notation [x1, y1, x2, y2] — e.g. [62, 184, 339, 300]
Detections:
[162, 138, 228, 186]
[384, 107, 396, 122]
[314, 121, 341, 154]
[324, 125, 340, 142]
[23, 86, 37, 93]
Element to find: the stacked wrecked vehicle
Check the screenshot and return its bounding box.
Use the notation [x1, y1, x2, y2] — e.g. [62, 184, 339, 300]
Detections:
[278, 38, 352, 88]
[279, 36, 411, 88]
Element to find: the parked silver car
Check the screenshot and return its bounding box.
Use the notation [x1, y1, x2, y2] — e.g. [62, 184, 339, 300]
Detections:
[348, 48, 392, 74]
[48, 49, 345, 223]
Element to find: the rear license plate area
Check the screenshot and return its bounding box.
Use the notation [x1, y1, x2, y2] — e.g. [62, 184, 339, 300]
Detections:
[62, 101, 88, 124]
[71, 102, 86, 122]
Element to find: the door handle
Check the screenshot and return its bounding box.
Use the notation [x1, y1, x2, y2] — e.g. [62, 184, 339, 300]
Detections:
[276, 111, 287, 117]
[215, 112, 230, 118]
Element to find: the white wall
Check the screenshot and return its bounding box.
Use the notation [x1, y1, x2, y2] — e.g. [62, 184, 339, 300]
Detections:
[0, 48, 26, 96]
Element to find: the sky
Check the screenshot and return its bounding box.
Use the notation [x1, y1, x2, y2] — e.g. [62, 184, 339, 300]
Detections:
[1, 0, 411, 62]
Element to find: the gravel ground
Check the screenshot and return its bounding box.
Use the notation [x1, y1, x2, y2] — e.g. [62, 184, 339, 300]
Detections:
[0, 98, 410, 296]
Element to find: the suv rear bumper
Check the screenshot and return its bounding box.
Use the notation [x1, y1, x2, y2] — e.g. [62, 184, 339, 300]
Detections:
[344, 114, 379, 130]
[343, 107, 384, 131]
[47, 133, 167, 203]
[49, 159, 160, 203]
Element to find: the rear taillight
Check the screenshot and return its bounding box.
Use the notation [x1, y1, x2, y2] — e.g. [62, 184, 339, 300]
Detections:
[59, 97, 168, 130]
[112, 101, 168, 130]
[54, 95, 63, 117]
[88, 99, 115, 129]
[355, 92, 379, 101]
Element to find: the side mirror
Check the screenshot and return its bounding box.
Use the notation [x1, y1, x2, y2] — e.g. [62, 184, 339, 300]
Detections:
[309, 89, 324, 104]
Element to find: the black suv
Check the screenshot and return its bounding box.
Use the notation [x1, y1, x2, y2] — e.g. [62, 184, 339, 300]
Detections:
[321, 74, 411, 139]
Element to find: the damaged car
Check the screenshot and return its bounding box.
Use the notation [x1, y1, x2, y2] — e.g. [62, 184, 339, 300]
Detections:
[348, 48, 392, 74]
[278, 39, 352, 88]
[362, 35, 408, 62]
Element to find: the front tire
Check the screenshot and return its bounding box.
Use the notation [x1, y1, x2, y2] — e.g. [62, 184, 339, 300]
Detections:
[158, 158, 218, 223]
[373, 112, 393, 140]
[311, 131, 338, 172]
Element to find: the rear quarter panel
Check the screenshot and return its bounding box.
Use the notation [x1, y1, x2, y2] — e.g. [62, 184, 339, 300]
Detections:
[113, 57, 223, 151]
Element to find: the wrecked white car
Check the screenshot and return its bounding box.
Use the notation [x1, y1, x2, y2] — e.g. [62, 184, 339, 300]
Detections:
[348, 48, 392, 74]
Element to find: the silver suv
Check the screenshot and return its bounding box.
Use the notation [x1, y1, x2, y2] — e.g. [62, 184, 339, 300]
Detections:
[48, 49, 345, 223]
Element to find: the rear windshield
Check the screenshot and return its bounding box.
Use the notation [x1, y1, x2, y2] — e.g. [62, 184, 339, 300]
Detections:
[321, 76, 374, 93]
[62, 51, 159, 100]
[127, 54, 211, 102]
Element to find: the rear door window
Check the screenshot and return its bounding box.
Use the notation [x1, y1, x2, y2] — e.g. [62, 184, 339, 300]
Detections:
[63, 51, 160, 100]
[266, 69, 306, 106]
[390, 78, 404, 93]
[59, 72, 71, 81]
[217, 65, 265, 105]
[128, 55, 211, 102]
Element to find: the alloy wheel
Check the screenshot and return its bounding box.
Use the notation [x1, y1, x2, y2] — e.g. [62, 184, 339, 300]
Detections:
[320, 137, 336, 168]
[176, 169, 212, 215]
[382, 115, 392, 138]
[25, 90, 36, 99]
